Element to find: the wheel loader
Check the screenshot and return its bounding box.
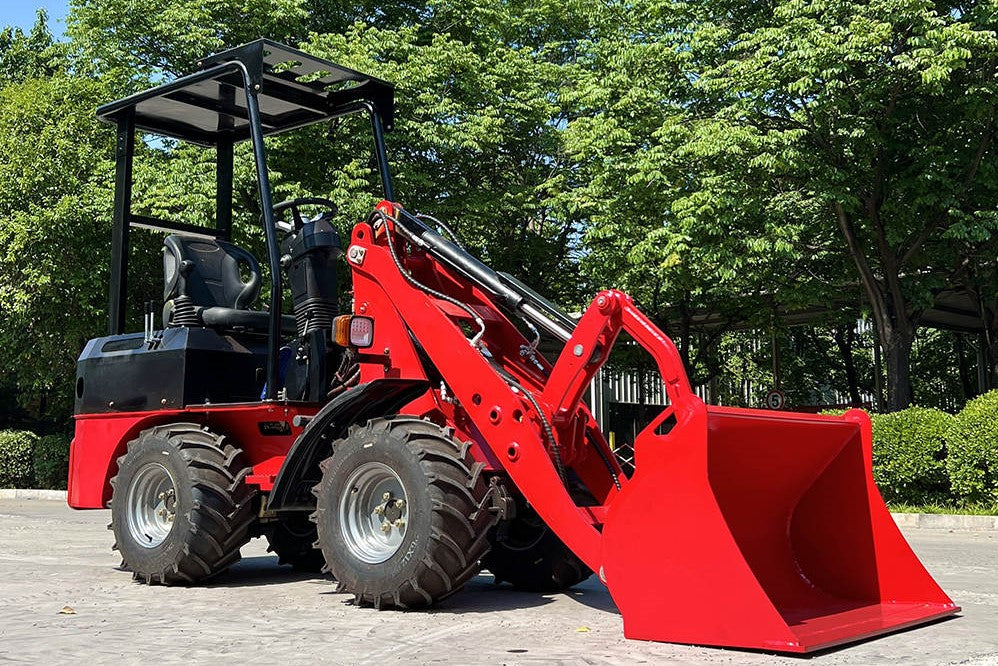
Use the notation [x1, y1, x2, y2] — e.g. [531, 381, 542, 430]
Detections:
[68, 39, 958, 653]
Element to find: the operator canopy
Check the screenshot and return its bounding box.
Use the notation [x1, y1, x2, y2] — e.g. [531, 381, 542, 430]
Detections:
[96, 39, 395, 145]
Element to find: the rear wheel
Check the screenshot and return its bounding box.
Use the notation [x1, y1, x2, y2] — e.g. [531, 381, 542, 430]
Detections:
[312, 416, 495, 608]
[266, 514, 325, 572]
[109, 423, 255, 585]
[484, 503, 591, 592]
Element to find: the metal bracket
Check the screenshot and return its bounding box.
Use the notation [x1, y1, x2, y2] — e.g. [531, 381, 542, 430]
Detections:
[347, 245, 366, 266]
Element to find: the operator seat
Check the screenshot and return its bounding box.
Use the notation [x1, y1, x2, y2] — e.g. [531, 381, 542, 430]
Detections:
[162, 234, 295, 334]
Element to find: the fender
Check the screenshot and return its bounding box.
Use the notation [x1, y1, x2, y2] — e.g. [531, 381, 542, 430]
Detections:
[267, 378, 430, 511]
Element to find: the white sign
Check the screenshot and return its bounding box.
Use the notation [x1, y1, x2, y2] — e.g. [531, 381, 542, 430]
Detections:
[765, 389, 786, 410]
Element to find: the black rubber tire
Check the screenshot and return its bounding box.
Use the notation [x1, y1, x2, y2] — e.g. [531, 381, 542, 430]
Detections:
[312, 416, 495, 609]
[484, 503, 592, 592]
[265, 514, 325, 572]
[109, 423, 256, 585]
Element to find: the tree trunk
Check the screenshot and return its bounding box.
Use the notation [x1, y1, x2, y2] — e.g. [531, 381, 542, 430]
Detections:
[954, 333, 976, 401]
[833, 325, 862, 406]
[833, 203, 917, 412]
[880, 321, 915, 411]
[983, 302, 998, 391]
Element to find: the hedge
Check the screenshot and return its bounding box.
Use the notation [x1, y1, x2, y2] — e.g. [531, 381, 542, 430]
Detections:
[33, 433, 71, 491]
[0, 430, 39, 488]
[947, 391, 998, 504]
[870, 407, 952, 505]
[1, 390, 996, 500]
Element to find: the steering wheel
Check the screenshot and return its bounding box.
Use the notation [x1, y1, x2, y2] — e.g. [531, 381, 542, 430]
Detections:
[272, 197, 339, 232]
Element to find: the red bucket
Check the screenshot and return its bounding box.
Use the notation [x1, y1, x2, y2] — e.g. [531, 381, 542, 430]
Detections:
[600, 404, 958, 653]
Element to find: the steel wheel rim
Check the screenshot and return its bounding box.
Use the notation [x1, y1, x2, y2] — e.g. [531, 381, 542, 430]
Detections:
[339, 462, 408, 564]
[126, 462, 177, 549]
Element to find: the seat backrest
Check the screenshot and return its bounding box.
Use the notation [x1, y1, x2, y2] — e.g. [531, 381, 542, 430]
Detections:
[163, 234, 262, 310]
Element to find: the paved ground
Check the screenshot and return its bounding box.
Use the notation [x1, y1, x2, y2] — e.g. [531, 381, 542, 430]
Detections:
[1, 499, 996, 665]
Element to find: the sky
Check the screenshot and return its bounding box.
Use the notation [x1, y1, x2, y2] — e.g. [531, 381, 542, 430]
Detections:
[3, 0, 69, 34]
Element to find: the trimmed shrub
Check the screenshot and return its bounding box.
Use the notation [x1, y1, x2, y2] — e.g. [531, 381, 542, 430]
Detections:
[0, 430, 39, 488]
[870, 407, 952, 505]
[947, 390, 998, 504]
[33, 433, 71, 490]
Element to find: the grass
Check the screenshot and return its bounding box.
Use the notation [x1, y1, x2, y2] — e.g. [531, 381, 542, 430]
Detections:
[888, 502, 998, 516]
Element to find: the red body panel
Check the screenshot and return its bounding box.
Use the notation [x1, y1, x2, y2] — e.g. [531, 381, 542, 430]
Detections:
[69, 403, 318, 508]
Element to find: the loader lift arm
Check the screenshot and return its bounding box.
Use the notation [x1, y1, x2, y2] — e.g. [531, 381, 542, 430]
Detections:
[334, 202, 958, 653]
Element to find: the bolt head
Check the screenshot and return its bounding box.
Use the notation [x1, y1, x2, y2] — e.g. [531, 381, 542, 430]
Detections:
[380, 522, 392, 534]
[373, 505, 384, 515]
[393, 519, 404, 528]
[382, 492, 392, 501]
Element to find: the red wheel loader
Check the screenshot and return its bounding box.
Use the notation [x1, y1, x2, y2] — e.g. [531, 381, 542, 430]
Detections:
[69, 39, 958, 652]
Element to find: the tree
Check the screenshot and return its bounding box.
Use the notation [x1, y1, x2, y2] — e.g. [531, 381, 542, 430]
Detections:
[569, 0, 997, 410]
[68, 0, 593, 304]
[0, 72, 116, 420]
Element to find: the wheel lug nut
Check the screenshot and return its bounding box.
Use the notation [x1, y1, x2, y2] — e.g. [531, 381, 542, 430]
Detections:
[374, 505, 384, 515]
[382, 492, 391, 501]
[380, 522, 392, 533]
[394, 519, 404, 529]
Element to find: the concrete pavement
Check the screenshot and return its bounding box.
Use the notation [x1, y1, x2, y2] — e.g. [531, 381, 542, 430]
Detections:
[1, 498, 996, 665]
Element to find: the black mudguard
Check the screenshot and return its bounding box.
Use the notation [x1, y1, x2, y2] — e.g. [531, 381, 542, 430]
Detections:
[267, 378, 430, 511]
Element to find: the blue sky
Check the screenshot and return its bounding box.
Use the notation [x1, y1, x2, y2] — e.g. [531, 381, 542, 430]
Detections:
[3, 0, 69, 34]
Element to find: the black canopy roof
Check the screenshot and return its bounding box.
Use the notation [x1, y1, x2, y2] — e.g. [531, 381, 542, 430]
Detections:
[97, 39, 395, 145]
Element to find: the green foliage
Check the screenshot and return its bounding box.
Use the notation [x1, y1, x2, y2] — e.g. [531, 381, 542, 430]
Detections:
[0, 72, 116, 418]
[567, 0, 998, 408]
[33, 433, 71, 490]
[0, 0, 992, 426]
[869, 407, 952, 504]
[0, 10, 67, 83]
[889, 501, 998, 516]
[947, 390, 998, 503]
[0, 430, 38, 488]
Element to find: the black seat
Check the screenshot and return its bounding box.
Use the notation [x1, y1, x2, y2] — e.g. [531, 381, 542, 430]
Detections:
[163, 234, 295, 334]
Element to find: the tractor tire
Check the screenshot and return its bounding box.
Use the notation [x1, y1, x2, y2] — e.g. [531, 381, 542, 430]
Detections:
[312, 416, 495, 608]
[266, 514, 325, 572]
[484, 504, 592, 592]
[109, 423, 255, 585]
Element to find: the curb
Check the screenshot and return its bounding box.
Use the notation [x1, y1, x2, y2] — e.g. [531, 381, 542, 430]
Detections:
[0, 491, 995, 530]
[0, 489, 68, 501]
[892, 512, 998, 531]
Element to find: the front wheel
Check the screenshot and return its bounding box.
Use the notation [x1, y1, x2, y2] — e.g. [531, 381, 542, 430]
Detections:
[484, 503, 592, 592]
[109, 423, 255, 585]
[265, 514, 325, 572]
[312, 416, 495, 608]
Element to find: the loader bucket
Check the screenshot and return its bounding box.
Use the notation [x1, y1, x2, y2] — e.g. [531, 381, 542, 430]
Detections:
[600, 405, 958, 653]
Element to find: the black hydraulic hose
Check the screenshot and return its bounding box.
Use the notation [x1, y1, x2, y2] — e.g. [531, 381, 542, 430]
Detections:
[391, 209, 527, 312]
[513, 379, 567, 484]
[489, 359, 567, 486]
[588, 427, 622, 490]
[376, 211, 487, 346]
[415, 212, 463, 248]
[378, 208, 566, 485]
